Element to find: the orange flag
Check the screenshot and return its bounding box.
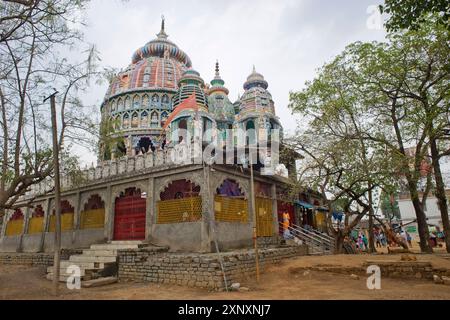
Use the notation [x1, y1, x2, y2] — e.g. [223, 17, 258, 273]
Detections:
[162, 92, 198, 130]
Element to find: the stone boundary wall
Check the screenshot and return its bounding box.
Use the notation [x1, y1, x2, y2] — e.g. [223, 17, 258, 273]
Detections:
[118, 245, 308, 289]
[363, 260, 449, 280]
[0, 249, 82, 267]
[290, 260, 450, 281]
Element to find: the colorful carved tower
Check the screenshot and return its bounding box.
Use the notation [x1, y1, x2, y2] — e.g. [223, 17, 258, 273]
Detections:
[167, 68, 216, 145]
[207, 61, 235, 147]
[235, 66, 282, 145]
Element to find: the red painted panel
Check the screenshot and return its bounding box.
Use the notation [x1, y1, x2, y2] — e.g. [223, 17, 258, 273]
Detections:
[114, 193, 146, 240]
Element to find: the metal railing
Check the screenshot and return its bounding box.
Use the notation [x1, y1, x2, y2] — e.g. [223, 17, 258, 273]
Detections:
[279, 222, 335, 255]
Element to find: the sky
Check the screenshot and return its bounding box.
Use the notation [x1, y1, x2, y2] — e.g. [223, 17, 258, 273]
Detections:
[76, 0, 387, 165]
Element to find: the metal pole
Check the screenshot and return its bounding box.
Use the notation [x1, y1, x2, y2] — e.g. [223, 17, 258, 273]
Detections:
[249, 150, 260, 282]
[45, 91, 61, 296]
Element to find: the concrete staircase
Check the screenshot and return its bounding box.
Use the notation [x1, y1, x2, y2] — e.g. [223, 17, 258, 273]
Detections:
[46, 241, 146, 283]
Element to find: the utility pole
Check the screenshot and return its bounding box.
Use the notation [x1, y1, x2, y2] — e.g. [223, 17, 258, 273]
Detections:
[249, 149, 260, 282]
[44, 90, 61, 296]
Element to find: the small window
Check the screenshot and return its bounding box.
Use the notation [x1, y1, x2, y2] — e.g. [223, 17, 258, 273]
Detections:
[133, 95, 140, 108]
[131, 113, 139, 128]
[123, 114, 130, 128]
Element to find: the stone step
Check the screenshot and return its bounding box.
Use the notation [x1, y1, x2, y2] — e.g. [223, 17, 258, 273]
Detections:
[46, 273, 83, 282]
[47, 273, 102, 282]
[69, 255, 117, 263]
[81, 277, 117, 288]
[82, 249, 117, 256]
[47, 266, 88, 276]
[109, 241, 143, 245]
[89, 244, 140, 250]
[60, 261, 106, 269]
[82, 276, 118, 288]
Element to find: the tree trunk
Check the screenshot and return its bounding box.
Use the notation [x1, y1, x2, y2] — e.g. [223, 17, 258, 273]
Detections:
[410, 187, 432, 253]
[430, 137, 450, 253]
[368, 189, 376, 253]
[335, 231, 345, 254]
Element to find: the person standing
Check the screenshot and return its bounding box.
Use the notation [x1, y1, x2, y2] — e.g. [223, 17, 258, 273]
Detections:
[406, 231, 412, 247]
[375, 230, 382, 248]
[362, 233, 368, 251]
[380, 231, 386, 247]
[282, 211, 291, 239]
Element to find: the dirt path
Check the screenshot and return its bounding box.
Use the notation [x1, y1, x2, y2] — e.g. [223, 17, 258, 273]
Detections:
[1, 254, 450, 300]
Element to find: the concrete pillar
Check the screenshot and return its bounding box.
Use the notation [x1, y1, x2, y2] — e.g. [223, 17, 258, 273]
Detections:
[73, 191, 81, 230]
[17, 207, 30, 252]
[71, 191, 81, 246]
[39, 198, 52, 252]
[145, 177, 154, 242]
[0, 211, 7, 238]
[200, 166, 213, 253]
[104, 184, 113, 241]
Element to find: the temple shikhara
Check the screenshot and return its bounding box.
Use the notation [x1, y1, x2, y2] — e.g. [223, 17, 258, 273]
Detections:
[0, 19, 326, 260]
[99, 18, 282, 159]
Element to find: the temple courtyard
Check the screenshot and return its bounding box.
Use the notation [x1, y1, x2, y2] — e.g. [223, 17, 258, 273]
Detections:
[1, 254, 450, 300]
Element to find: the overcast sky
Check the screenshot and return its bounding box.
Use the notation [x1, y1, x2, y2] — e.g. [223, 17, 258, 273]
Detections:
[77, 0, 387, 165]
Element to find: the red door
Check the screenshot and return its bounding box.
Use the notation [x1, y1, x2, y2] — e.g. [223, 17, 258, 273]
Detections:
[114, 189, 146, 240]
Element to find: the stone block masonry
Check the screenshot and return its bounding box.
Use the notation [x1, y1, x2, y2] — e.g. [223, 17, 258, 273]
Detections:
[117, 245, 308, 289]
[363, 260, 448, 280]
[0, 249, 82, 267]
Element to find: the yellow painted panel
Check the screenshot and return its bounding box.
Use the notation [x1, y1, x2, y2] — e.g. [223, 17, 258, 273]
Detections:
[315, 212, 326, 227]
[48, 213, 74, 232]
[80, 209, 105, 229]
[28, 217, 44, 234]
[255, 197, 273, 237]
[5, 219, 24, 236]
[157, 197, 202, 224]
[214, 196, 248, 223]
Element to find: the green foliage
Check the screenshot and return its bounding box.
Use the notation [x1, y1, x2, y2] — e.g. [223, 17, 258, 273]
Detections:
[98, 116, 125, 160]
[288, 16, 449, 224]
[380, 192, 401, 220]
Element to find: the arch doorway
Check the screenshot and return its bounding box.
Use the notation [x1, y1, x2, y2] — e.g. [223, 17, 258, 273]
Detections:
[114, 187, 146, 240]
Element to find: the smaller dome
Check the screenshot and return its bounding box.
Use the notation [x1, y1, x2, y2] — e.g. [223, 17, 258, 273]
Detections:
[173, 69, 208, 108]
[178, 68, 205, 87]
[243, 66, 268, 90]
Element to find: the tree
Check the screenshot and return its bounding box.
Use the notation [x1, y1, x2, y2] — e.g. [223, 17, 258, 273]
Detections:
[380, 0, 449, 32]
[289, 17, 449, 253]
[0, 0, 100, 219]
[380, 192, 401, 223]
[287, 70, 398, 253]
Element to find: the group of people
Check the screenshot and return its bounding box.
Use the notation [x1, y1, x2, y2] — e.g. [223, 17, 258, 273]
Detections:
[374, 229, 388, 248]
[350, 227, 413, 252]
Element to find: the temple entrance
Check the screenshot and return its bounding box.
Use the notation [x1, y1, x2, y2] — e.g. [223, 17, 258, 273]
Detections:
[114, 187, 146, 240]
[137, 137, 154, 154]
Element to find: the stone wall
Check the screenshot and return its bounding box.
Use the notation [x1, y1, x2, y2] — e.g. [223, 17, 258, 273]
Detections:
[363, 260, 439, 280]
[118, 245, 308, 289]
[290, 260, 450, 281]
[0, 249, 82, 267]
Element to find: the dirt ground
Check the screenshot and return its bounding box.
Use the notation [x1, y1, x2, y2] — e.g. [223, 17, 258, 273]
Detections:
[1, 253, 450, 300]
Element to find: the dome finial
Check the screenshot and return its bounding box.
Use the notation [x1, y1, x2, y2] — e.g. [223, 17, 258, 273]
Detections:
[215, 60, 220, 77]
[157, 15, 168, 39]
[252, 65, 256, 73]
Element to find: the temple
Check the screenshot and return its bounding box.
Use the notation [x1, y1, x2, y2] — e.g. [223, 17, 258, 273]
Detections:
[0, 19, 326, 254]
